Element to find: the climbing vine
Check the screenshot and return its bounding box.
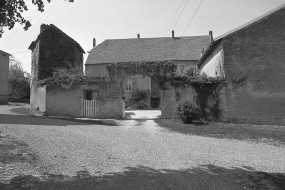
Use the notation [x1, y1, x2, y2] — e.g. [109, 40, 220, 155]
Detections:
[36, 60, 225, 120]
[106, 61, 177, 87]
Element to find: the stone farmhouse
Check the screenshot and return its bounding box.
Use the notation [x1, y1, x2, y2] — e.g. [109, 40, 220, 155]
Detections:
[85, 31, 211, 108]
[197, 3, 285, 125]
[28, 24, 85, 113]
[28, 24, 124, 118]
[0, 50, 10, 104]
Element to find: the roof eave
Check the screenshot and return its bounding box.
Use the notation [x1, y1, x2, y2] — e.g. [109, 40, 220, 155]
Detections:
[0, 50, 11, 56]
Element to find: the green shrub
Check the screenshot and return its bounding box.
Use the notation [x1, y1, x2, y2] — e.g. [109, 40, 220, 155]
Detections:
[139, 100, 150, 110]
[175, 100, 201, 124]
[182, 67, 200, 77]
[130, 89, 147, 109]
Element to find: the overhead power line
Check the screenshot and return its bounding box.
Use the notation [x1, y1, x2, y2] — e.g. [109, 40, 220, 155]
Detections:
[172, 0, 190, 31]
[182, 0, 204, 35]
[3, 0, 63, 49]
[1, 3, 51, 49]
[164, 0, 184, 36]
[0, 8, 40, 46]
[11, 50, 30, 55]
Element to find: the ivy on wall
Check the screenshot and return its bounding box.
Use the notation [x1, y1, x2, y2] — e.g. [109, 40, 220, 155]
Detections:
[191, 82, 224, 120]
[172, 75, 225, 120]
[106, 61, 177, 87]
[36, 60, 225, 120]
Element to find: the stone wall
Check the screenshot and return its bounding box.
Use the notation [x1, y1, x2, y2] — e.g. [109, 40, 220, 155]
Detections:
[37, 27, 83, 80]
[30, 85, 46, 112]
[45, 84, 81, 117]
[33, 83, 124, 119]
[30, 40, 40, 88]
[85, 64, 109, 77]
[81, 83, 124, 119]
[160, 85, 196, 118]
[222, 7, 285, 125]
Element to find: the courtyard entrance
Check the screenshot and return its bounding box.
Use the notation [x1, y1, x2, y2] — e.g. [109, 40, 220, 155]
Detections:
[125, 110, 161, 120]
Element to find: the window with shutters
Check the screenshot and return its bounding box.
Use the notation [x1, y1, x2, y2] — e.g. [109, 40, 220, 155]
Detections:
[125, 78, 133, 90]
[178, 64, 185, 75]
[133, 78, 137, 89]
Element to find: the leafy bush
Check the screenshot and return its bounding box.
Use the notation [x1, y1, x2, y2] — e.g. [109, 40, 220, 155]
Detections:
[175, 100, 201, 124]
[8, 56, 30, 99]
[139, 100, 150, 110]
[182, 67, 200, 77]
[130, 89, 147, 109]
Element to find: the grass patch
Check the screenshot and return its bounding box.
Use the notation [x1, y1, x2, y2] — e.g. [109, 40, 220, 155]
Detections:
[155, 119, 285, 146]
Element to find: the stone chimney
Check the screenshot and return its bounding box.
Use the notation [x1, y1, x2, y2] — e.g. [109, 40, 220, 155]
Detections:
[209, 31, 214, 42]
[40, 24, 48, 32]
[93, 38, 96, 47]
[137, 34, 140, 38]
[172, 30, 175, 38]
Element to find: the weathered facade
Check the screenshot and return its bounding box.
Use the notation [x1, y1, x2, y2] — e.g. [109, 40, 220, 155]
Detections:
[198, 4, 285, 125]
[85, 32, 211, 108]
[34, 83, 125, 119]
[160, 86, 196, 118]
[28, 24, 85, 110]
[0, 50, 10, 104]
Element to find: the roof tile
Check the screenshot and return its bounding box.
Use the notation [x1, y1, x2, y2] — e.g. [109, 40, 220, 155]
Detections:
[86, 36, 210, 64]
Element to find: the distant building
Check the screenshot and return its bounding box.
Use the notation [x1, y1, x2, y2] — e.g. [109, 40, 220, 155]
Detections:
[0, 50, 10, 104]
[85, 31, 211, 108]
[197, 3, 285, 124]
[28, 24, 85, 110]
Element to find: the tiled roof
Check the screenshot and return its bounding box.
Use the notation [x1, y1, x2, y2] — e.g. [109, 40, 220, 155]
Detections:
[85, 35, 210, 64]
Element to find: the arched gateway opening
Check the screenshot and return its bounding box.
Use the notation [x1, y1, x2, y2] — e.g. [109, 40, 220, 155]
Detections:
[106, 61, 177, 119]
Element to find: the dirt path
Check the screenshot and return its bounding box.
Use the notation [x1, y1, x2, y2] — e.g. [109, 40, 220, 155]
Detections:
[0, 104, 285, 189]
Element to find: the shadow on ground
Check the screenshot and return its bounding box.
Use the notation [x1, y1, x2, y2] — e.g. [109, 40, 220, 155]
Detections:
[0, 165, 284, 190]
[0, 114, 118, 126]
[0, 131, 37, 164]
[155, 119, 285, 147]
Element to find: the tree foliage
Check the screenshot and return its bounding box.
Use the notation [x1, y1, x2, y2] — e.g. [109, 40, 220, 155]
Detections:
[130, 89, 147, 109]
[9, 56, 30, 99]
[0, 0, 73, 37]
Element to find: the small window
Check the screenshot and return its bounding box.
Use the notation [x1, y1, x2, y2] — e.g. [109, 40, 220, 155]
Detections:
[178, 64, 185, 75]
[125, 78, 134, 90]
[84, 90, 93, 100]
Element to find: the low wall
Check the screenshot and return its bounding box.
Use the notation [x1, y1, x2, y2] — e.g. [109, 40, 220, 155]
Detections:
[46, 84, 81, 117]
[160, 86, 196, 118]
[30, 86, 46, 112]
[0, 95, 8, 105]
[44, 83, 124, 119]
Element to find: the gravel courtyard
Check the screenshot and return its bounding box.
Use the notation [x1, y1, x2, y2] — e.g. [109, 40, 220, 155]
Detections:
[0, 104, 285, 189]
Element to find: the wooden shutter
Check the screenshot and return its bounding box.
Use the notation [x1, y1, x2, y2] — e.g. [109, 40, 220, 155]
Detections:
[133, 78, 137, 89]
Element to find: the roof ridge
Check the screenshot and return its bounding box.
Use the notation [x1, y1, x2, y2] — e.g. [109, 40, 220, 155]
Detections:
[105, 35, 209, 41]
[86, 34, 210, 65]
[29, 24, 85, 53]
[48, 24, 85, 53]
[0, 50, 10, 55]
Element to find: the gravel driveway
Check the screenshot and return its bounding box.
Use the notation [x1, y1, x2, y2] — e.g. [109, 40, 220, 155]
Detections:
[0, 104, 285, 189]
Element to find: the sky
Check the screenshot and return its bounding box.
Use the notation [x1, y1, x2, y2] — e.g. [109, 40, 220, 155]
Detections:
[0, 0, 285, 73]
